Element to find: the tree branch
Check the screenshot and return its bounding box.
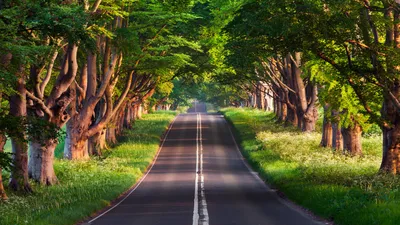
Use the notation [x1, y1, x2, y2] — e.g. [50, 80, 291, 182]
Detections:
[40, 50, 59, 98]
[26, 91, 53, 118]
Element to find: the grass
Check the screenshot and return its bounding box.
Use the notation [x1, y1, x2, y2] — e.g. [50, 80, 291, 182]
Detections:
[0, 110, 177, 225]
[221, 107, 400, 225]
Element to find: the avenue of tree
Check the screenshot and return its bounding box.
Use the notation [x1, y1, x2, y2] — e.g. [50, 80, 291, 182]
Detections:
[2, 0, 400, 204]
[0, 0, 207, 199]
[200, 0, 400, 175]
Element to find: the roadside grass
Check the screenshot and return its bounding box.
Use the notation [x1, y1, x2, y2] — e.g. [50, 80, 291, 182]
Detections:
[221, 107, 399, 225]
[0, 111, 177, 225]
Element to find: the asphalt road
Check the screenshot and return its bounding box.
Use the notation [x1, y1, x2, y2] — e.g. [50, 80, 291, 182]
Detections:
[88, 103, 322, 225]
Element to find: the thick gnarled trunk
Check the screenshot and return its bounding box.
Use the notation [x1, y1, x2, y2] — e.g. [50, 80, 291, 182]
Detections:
[302, 107, 318, 132]
[342, 122, 362, 156]
[88, 130, 107, 156]
[28, 140, 58, 185]
[106, 127, 118, 145]
[380, 89, 400, 174]
[381, 125, 400, 173]
[64, 120, 89, 160]
[66, 138, 89, 160]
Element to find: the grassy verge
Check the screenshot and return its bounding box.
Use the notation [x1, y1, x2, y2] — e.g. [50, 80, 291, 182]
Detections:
[0, 111, 177, 225]
[221, 107, 400, 225]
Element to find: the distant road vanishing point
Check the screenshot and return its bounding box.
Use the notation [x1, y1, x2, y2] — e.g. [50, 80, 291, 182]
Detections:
[86, 103, 323, 225]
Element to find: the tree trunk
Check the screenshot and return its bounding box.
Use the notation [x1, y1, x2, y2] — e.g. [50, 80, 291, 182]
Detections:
[64, 120, 89, 160]
[66, 138, 89, 160]
[320, 105, 333, 148]
[138, 104, 143, 119]
[9, 139, 31, 192]
[275, 99, 280, 118]
[280, 102, 287, 122]
[28, 140, 58, 185]
[302, 106, 318, 132]
[286, 104, 298, 127]
[124, 106, 132, 129]
[297, 109, 303, 129]
[342, 122, 363, 156]
[0, 133, 8, 200]
[381, 125, 400, 173]
[106, 127, 118, 145]
[9, 73, 32, 193]
[321, 120, 333, 148]
[332, 113, 343, 152]
[88, 129, 107, 156]
[256, 82, 266, 110]
[380, 89, 400, 173]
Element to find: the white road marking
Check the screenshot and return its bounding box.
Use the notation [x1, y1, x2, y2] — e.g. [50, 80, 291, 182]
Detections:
[193, 113, 209, 225]
[193, 114, 200, 225]
[199, 113, 209, 225]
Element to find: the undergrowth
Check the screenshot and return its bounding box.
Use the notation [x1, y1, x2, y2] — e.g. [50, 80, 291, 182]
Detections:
[221, 107, 399, 225]
[0, 111, 177, 225]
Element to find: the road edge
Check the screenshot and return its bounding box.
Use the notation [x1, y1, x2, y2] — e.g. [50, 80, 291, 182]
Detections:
[221, 112, 333, 225]
[77, 114, 180, 225]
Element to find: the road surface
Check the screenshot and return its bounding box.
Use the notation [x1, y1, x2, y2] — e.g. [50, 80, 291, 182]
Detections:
[87, 103, 322, 225]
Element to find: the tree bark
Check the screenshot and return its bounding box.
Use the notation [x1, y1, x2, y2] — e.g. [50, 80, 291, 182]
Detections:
[381, 124, 400, 173]
[256, 82, 266, 110]
[88, 130, 107, 156]
[302, 106, 318, 132]
[332, 110, 343, 152]
[138, 104, 143, 119]
[320, 105, 333, 148]
[28, 139, 58, 185]
[380, 87, 400, 173]
[286, 103, 298, 126]
[9, 70, 32, 193]
[64, 119, 89, 160]
[342, 121, 363, 156]
[279, 101, 287, 122]
[124, 105, 132, 129]
[106, 126, 118, 145]
[0, 133, 8, 200]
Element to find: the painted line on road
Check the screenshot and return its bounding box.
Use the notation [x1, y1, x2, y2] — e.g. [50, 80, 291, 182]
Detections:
[193, 113, 209, 225]
[199, 113, 209, 225]
[193, 114, 200, 225]
[87, 114, 180, 224]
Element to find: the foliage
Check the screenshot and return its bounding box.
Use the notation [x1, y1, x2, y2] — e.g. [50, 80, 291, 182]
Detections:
[0, 152, 12, 171]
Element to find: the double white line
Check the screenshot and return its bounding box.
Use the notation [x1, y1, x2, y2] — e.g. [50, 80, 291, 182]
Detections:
[193, 113, 209, 225]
